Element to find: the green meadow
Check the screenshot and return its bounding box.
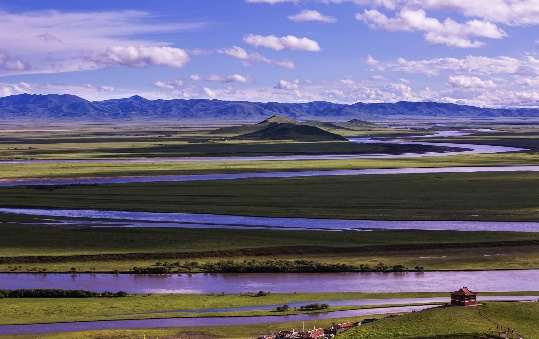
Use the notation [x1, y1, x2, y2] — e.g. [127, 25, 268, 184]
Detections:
[2, 301, 538, 339]
[1, 123, 539, 338]
[0, 172, 537, 221]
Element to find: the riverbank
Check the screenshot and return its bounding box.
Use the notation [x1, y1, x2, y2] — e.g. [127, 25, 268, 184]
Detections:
[1, 299, 538, 338]
[1, 227, 539, 273]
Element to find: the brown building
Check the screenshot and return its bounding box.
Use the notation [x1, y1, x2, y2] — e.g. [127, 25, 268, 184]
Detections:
[451, 287, 477, 306]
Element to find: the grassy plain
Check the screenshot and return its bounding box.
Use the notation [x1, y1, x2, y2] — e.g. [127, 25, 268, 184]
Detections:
[0, 291, 453, 325]
[339, 302, 539, 339]
[0, 291, 536, 325]
[3, 301, 539, 338]
[0, 172, 537, 221]
[1, 226, 539, 272]
[1, 123, 539, 338]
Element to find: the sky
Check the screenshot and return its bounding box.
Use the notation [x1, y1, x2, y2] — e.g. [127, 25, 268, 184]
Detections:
[1, 0, 539, 107]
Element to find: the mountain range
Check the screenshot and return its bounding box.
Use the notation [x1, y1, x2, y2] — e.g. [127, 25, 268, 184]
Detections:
[0, 93, 538, 121]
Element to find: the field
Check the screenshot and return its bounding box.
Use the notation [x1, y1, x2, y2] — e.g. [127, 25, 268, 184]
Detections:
[1, 121, 539, 337]
[2, 300, 538, 338]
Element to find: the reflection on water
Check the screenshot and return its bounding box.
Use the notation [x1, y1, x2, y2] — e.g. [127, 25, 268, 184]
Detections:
[1, 207, 539, 232]
[0, 305, 439, 335]
[1, 270, 538, 294]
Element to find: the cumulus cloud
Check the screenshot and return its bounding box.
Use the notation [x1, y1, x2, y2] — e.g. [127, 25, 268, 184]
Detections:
[217, 46, 295, 68]
[274, 79, 300, 90]
[203, 87, 216, 98]
[448, 75, 496, 89]
[355, 0, 539, 26]
[0, 82, 31, 96]
[87, 46, 190, 68]
[0, 51, 29, 71]
[288, 10, 336, 22]
[367, 55, 539, 76]
[356, 9, 507, 47]
[243, 34, 322, 51]
[0, 10, 206, 75]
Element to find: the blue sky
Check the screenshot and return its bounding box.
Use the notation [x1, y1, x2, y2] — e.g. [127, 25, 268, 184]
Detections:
[1, 0, 539, 107]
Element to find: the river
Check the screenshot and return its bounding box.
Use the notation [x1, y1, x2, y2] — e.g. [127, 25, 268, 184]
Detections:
[1, 270, 538, 294]
[0, 304, 438, 336]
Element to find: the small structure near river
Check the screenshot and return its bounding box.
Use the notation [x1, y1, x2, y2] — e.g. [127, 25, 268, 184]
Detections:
[451, 287, 477, 306]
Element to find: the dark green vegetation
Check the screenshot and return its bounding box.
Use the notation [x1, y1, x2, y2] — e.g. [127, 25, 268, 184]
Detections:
[211, 115, 347, 141]
[338, 302, 539, 339]
[427, 131, 539, 151]
[143, 259, 414, 273]
[0, 289, 128, 298]
[0, 115, 461, 161]
[1, 225, 539, 272]
[0, 291, 450, 325]
[2, 300, 538, 338]
[0, 172, 537, 221]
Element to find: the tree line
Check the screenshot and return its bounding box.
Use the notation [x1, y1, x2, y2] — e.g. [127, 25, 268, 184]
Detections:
[131, 259, 424, 274]
[0, 289, 129, 298]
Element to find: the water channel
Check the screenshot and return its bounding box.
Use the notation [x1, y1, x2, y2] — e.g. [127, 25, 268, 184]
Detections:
[1, 270, 538, 294]
[0, 305, 438, 336]
[0, 133, 536, 335]
[2, 207, 539, 232]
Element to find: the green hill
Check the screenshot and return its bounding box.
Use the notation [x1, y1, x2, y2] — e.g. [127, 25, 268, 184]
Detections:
[239, 122, 347, 141]
[210, 115, 347, 141]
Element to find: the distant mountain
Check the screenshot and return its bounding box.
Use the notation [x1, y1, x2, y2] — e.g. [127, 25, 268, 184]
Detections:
[0, 93, 538, 121]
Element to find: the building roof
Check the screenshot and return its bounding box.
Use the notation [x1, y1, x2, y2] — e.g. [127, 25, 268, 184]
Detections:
[451, 287, 476, 296]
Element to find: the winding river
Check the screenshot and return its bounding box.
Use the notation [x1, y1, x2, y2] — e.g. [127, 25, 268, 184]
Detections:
[2, 207, 539, 232]
[2, 270, 539, 294]
[0, 133, 537, 335]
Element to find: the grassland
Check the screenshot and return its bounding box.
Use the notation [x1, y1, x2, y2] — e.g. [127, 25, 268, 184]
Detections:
[1, 171, 539, 272]
[2, 301, 539, 338]
[1, 123, 539, 337]
[339, 302, 539, 339]
[0, 291, 451, 325]
[1, 226, 539, 272]
[0, 172, 537, 221]
[0, 291, 536, 325]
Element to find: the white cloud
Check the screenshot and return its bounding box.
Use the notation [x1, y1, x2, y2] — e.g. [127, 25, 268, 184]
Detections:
[203, 87, 216, 98]
[98, 86, 115, 92]
[225, 74, 251, 83]
[217, 46, 250, 60]
[423, 32, 484, 48]
[243, 34, 322, 51]
[356, 9, 507, 47]
[217, 46, 295, 68]
[367, 55, 539, 76]
[0, 10, 206, 75]
[0, 82, 31, 96]
[514, 75, 539, 87]
[0, 82, 122, 100]
[199, 74, 252, 83]
[87, 46, 190, 68]
[0, 52, 29, 70]
[288, 9, 336, 22]
[360, 0, 539, 26]
[274, 79, 300, 90]
[448, 75, 496, 89]
[154, 80, 184, 89]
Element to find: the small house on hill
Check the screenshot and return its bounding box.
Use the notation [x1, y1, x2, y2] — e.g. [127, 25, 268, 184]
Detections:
[451, 287, 477, 306]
